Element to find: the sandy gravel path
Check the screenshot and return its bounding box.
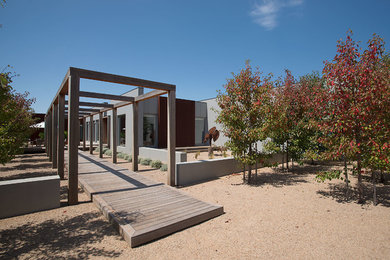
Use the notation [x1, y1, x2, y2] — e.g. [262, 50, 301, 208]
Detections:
[1, 153, 389, 259]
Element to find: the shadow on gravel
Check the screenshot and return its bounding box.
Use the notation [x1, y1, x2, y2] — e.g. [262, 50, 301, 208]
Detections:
[247, 164, 335, 187]
[0, 212, 123, 259]
[317, 182, 390, 207]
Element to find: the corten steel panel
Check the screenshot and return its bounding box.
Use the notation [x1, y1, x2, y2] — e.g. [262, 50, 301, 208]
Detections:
[158, 97, 195, 148]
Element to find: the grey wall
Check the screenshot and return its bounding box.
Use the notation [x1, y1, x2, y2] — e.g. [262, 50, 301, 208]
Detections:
[139, 147, 187, 163]
[175, 153, 285, 186]
[106, 87, 144, 155]
[0, 175, 60, 219]
[175, 157, 242, 186]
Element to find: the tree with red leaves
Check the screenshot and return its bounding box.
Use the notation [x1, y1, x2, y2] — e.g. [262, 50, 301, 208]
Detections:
[320, 31, 390, 203]
[216, 61, 273, 183]
[265, 70, 326, 169]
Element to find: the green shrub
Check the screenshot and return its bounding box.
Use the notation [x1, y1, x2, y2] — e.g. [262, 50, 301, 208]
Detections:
[102, 147, 109, 154]
[138, 157, 142, 164]
[123, 154, 130, 161]
[94, 147, 100, 153]
[160, 164, 168, 171]
[104, 149, 112, 156]
[150, 160, 162, 169]
[117, 152, 125, 159]
[141, 158, 152, 165]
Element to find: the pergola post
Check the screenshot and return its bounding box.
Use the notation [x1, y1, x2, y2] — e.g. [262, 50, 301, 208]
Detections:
[132, 102, 138, 171]
[52, 104, 58, 169]
[44, 116, 48, 156]
[57, 94, 65, 179]
[99, 112, 103, 158]
[107, 116, 111, 149]
[89, 115, 93, 154]
[112, 108, 117, 163]
[48, 110, 52, 162]
[67, 74, 80, 205]
[167, 90, 176, 186]
[82, 117, 86, 151]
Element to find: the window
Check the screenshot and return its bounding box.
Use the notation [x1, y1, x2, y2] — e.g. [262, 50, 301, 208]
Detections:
[94, 120, 99, 142]
[195, 118, 205, 145]
[118, 115, 126, 146]
[143, 114, 157, 147]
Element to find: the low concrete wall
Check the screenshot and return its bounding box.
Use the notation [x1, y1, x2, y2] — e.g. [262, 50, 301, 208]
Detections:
[0, 175, 60, 219]
[175, 153, 284, 186]
[176, 157, 242, 186]
[139, 147, 187, 163]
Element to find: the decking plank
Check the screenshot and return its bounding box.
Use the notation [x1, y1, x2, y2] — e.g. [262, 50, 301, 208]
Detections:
[74, 151, 223, 247]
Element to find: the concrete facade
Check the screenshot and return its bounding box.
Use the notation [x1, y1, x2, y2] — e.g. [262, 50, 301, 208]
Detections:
[139, 147, 187, 163]
[0, 175, 60, 219]
[84, 88, 218, 155]
[176, 157, 242, 186]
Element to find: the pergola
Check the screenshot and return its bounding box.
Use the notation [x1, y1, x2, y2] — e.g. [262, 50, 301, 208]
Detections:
[44, 67, 176, 205]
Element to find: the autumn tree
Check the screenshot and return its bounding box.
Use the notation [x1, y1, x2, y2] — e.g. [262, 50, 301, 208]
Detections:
[264, 70, 326, 169]
[0, 68, 36, 164]
[320, 31, 390, 203]
[216, 62, 273, 183]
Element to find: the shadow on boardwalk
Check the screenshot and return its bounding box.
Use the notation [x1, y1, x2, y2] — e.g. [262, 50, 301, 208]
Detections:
[0, 212, 123, 259]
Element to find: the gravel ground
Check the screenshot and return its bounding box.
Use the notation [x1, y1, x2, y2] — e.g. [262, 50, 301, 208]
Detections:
[1, 153, 389, 259]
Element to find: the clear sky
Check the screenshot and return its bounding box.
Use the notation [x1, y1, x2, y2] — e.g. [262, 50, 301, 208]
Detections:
[1, 0, 389, 113]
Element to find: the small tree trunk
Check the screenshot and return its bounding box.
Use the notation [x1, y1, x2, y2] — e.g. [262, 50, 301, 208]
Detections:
[357, 159, 363, 204]
[291, 158, 293, 171]
[281, 144, 285, 171]
[286, 141, 289, 171]
[373, 170, 377, 206]
[356, 133, 364, 204]
[248, 145, 252, 183]
[255, 143, 258, 182]
[380, 169, 385, 184]
[255, 159, 258, 181]
[248, 165, 252, 184]
[344, 156, 349, 199]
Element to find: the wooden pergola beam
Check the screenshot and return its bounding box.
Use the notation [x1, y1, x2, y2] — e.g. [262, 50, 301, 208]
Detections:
[45, 67, 177, 206]
[65, 100, 113, 108]
[79, 91, 135, 102]
[73, 67, 175, 91]
[167, 90, 176, 186]
[82, 117, 86, 151]
[65, 107, 101, 113]
[52, 103, 58, 169]
[99, 112, 104, 158]
[134, 89, 167, 102]
[57, 94, 65, 179]
[89, 115, 93, 154]
[67, 74, 80, 205]
[112, 108, 117, 163]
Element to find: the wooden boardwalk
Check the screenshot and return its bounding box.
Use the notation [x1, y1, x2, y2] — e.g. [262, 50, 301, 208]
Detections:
[74, 151, 223, 247]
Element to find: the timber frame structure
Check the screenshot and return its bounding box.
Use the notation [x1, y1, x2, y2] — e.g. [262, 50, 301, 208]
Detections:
[44, 67, 176, 205]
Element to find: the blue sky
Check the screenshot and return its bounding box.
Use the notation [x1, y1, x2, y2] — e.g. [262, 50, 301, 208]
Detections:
[1, 0, 389, 113]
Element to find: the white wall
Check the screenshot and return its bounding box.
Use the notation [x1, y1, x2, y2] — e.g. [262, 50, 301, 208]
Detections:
[202, 98, 229, 147]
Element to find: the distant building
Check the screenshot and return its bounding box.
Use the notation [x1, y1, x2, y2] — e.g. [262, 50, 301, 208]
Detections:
[83, 87, 227, 154]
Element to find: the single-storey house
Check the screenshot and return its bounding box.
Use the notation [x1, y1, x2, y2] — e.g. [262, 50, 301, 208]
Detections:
[83, 87, 227, 155]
